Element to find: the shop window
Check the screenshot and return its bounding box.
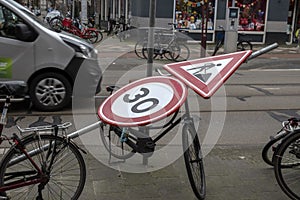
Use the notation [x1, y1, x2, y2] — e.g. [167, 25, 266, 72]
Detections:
[175, 0, 215, 30]
[229, 0, 267, 32]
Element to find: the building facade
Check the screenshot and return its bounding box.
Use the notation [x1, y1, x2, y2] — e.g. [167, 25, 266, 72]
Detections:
[17, 0, 300, 44]
[130, 0, 300, 44]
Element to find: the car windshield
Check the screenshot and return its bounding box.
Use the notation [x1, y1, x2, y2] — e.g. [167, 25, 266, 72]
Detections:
[5, 0, 51, 28]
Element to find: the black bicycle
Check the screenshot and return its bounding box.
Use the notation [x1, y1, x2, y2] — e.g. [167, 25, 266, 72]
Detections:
[273, 128, 300, 200]
[212, 26, 253, 56]
[262, 118, 299, 167]
[0, 81, 86, 200]
[99, 79, 206, 200]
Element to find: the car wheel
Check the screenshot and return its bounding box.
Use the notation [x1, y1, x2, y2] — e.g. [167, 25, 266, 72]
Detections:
[29, 73, 72, 111]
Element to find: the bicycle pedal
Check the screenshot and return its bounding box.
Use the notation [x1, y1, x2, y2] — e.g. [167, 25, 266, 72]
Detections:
[0, 196, 8, 200]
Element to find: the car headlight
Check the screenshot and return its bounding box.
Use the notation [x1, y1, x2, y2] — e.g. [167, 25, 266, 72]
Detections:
[61, 36, 96, 58]
[79, 45, 92, 58]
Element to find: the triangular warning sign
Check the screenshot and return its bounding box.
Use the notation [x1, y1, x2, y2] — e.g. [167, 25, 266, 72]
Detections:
[181, 58, 233, 84]
[163, 50, 252, 98]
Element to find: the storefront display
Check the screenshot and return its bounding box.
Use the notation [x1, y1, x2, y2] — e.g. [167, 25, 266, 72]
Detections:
[228, 0, 267, 32]
[175, 0, 215, 30]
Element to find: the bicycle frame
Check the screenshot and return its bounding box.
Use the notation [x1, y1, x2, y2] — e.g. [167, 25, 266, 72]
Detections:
[62, 18, 97, 40]
[0, 96, 65, 195]
[0, 135, 44, 192]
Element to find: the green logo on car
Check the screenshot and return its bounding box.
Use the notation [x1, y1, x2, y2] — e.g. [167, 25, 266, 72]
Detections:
[0, 58, 12, 78]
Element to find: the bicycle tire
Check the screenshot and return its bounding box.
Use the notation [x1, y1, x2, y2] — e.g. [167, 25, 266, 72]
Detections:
[274, 130, 300, 199]
[237, 41, 253, 51]
[85, 30, 98, 44]
[182, 123, 206, 200]
[142, 43, 159, 60]
[0, 134, 86, 200]
[164, 50, 174, 61]
[262, 133, 286, 166]
[96, 30, 103, 42]
[100, 124, 135, 160]
[134, 39, 147, 59]
[171, 43, 190, 62]
[49, 17, 63, 32]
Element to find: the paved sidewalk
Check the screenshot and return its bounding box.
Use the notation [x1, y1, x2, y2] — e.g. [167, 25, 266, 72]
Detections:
[81, 144, 287, 200]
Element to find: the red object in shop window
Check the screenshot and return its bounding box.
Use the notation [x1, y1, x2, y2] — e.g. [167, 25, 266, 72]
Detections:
[240, 18, 248, 26]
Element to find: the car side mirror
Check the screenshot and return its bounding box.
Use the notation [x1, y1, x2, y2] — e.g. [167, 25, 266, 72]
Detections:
[15, 23, 37, 42]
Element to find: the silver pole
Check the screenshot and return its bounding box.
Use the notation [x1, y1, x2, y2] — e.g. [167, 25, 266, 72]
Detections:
[147, 0, 156, 77]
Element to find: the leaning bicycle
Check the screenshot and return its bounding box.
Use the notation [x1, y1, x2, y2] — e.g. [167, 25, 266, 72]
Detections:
[262, 118, 299, 167]
[272, 119, 300, 199]
[0, 81, 86, 200]
[98, 76, 206, 199]
[135, 25, 190, 62]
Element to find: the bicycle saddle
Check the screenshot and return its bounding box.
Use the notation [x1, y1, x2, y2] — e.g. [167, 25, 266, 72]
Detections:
[0, 81, 27, 97]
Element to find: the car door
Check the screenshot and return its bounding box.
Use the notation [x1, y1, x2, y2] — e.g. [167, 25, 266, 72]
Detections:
[0, 4, 36, 81]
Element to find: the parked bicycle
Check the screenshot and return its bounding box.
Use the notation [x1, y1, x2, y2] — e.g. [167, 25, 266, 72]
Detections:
[262, 117, 300, 199]
[0, 81, 86, 200]
[212, 26, 253, 56]
[273, 127, 300, 200]
[50, 16, 100, 44]
[135, 24, 190, 62]
[262, 118, 298, 167]
[107, 17, 130, 41]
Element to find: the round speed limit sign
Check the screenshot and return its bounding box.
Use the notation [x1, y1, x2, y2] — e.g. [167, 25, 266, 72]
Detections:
[98, 76, 187, 127]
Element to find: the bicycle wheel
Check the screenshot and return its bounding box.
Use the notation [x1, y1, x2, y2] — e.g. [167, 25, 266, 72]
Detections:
[0, 134, 86, 200]
[134, 39, 147, 59]
[274, 130, 300, 200]
[170, 43, 190, 62]
[237, 41, 253, 51]
[142, 43, 159, 60]
[85, 30, 98, 44]
[262, 132, 286, 166]
[96, 30, 103, 42]
[49, 17, 63, 32]
[182, 123, 206, 200]
[163, 50, 174, 61]
[100, 124, 135, 160]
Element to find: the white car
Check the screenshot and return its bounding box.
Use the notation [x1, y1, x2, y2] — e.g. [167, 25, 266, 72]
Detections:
[0, 0, 102, 111]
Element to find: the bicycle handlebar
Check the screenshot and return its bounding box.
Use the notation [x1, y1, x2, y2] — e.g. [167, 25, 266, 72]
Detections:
[247, 42, 279, 61]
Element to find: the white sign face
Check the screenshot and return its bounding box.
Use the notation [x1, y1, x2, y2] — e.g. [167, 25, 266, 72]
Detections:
[111, 82, 174, 119]
[98, 76, 188, 127]
[181, 58, 233, 84]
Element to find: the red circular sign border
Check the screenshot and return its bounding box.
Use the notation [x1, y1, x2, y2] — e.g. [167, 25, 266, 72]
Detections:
[98, 76, 187, 127]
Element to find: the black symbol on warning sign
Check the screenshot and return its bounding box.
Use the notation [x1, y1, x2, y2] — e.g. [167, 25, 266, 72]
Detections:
[187, 63, 222, 83]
